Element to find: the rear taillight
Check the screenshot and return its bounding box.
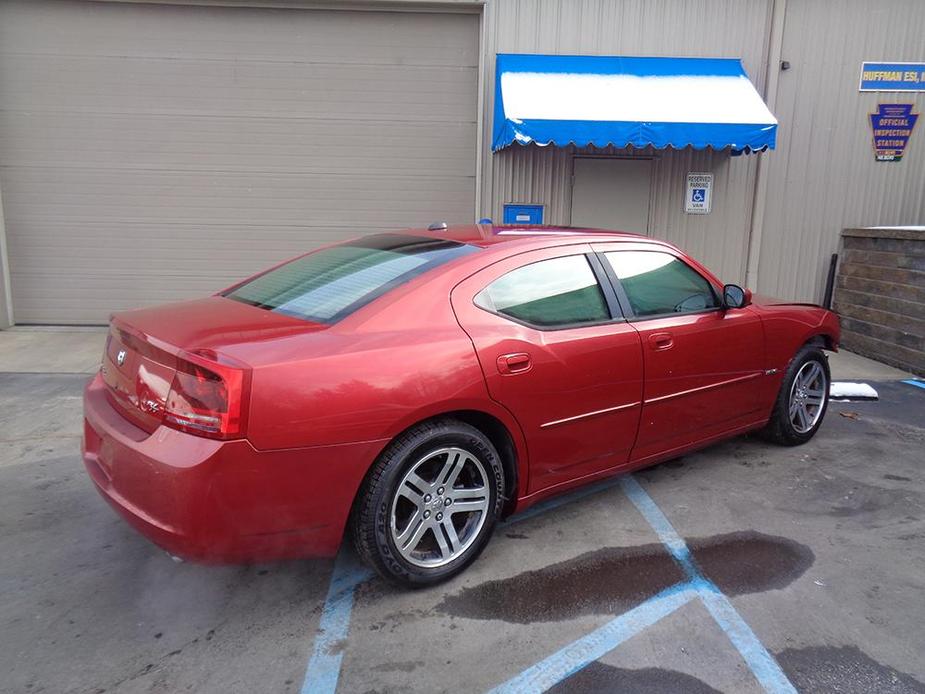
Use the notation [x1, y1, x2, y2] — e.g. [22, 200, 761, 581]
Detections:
[164, 352, 248, 440]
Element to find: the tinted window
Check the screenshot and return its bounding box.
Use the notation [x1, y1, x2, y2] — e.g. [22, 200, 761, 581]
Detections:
[605, 250, 719, 317]
[474, 255, 610, 327]
[226, 234, 477, 323]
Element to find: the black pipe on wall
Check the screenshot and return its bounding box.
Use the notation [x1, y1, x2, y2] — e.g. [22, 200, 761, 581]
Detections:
[822, 253, 838, 310]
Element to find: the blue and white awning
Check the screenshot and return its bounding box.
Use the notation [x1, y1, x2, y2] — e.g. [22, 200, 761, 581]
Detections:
[492, 54, 777, 153]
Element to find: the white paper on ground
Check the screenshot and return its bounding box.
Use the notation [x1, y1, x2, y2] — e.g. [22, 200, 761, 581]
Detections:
[829, 382, 879, 400]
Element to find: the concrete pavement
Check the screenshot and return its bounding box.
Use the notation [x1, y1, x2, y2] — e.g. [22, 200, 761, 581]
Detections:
[1, 328, 923, 693]
[0, 326, 105, 374]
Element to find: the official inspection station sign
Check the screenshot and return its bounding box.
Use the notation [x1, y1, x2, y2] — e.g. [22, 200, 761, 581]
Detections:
[685, 173, 713, 214]
[860, 62, 925, 91]
[869, 104, 918, 162]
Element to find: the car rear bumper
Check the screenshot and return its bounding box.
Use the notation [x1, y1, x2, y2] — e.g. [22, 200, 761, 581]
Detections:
[82, 373, 387, 562]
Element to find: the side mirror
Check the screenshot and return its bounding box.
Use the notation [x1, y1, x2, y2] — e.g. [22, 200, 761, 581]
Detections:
[723, 284, 751, 309]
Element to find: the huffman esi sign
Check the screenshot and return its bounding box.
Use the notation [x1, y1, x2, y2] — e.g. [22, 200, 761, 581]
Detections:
[869, 103, 918, 162]
[859, 62, 925, 91]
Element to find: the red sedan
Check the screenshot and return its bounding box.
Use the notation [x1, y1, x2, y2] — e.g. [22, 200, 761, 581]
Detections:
[82, 225, 839, 586]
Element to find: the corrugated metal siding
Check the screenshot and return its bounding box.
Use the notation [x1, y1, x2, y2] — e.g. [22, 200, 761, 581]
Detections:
[489, 145, 760, 283]
[3, 0, 923, 321]
[480, 0, 773, 284]
[757, 0, 925, 302]
[0, 0, 479, 323]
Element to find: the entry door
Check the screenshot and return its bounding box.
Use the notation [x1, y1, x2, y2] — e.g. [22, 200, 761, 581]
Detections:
[570, 158, 653, 234]
[450, 246, 643, 494]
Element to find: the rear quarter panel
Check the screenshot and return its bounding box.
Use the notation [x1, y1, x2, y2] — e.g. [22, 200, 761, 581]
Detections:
[240, 263, 528, 463]
[245, 327, 497, 450]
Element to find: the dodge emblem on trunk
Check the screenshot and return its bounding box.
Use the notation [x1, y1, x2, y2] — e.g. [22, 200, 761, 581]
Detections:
[116, 350, 127, 366]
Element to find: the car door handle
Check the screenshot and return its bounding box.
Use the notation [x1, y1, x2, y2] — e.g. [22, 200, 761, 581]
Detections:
[497, 352, 532, 375]
[648, 332, 674, 351]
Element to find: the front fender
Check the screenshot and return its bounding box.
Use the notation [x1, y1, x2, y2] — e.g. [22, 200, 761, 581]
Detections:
[755, 305, 840, 372]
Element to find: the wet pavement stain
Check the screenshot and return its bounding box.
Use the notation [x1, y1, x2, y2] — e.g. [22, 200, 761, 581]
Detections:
[370, 660, 425, 673]
[548, 661, 722, 693]
[438, 531, 812, 623]
[776, 645, 925, 694]
[439, 543, 682, 623]
[689, 531, 814, 596]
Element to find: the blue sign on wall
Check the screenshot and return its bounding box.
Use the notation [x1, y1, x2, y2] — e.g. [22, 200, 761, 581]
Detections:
[859, 62, 925, 91]
[870, 103, 918, 162]
[503, 204, 544, 225]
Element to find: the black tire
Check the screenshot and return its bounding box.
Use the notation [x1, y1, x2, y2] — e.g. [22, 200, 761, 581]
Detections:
[352, 418, 505, 588]
[761, 344, 830, 446]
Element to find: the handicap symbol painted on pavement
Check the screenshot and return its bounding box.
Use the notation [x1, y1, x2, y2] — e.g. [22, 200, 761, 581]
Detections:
[691, 188, 706, 203]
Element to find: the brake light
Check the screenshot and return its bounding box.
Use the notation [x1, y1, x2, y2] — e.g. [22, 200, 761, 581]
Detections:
[164, 353, 248, 439]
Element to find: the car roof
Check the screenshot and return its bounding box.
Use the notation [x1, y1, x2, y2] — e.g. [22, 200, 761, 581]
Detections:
[395, 223, 655, 250]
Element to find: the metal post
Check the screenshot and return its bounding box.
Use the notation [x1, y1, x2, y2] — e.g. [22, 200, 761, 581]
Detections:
[744, 0, 787, 290]
[0, 180, 14, 328]
[822, 253, 838, 310]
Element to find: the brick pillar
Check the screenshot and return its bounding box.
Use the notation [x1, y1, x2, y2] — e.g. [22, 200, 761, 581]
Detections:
[833, 227, 925, 376]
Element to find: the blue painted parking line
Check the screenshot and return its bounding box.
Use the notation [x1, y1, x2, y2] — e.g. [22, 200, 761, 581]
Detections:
[619, 476, 796, 694]
[487, 581, 700, 694]
[300, 478, 624, 694]
[302, 473, 798, 694]
[698, 586, 797, 694]
[495, 477, 796, 693]
[501, 477, 623, 528]
[300, 550, 373, 694]
[902, 379, 925, 390]
[618, 475, 698, 576]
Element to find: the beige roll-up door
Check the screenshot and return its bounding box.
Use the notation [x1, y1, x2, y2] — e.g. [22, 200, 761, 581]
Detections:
[0, 0, 479, 324]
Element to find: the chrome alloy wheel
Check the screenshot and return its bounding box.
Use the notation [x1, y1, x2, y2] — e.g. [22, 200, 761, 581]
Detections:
[389, 447, 491, 568]
[789, 360, 827, 434]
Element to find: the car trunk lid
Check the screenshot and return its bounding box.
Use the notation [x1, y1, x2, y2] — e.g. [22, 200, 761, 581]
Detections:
[101, 296, 324, 434]
[102, 323, 178, 433]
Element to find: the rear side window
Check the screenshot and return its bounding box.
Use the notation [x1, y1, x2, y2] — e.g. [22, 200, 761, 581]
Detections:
[474, 255, 610, 327]
[604, 250, 719, 317]
[225, 234, 478, 323]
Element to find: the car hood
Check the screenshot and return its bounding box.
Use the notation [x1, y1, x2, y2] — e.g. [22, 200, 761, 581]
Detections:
[749, 293, 822, 309]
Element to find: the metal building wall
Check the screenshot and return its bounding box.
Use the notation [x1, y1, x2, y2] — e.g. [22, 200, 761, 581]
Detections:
[0, 0, 481, 323]
[757, 0, 925, 301]
[480, 0, 775, 285]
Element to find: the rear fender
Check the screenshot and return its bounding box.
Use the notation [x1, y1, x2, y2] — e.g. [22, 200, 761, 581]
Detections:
[377, 397, 530, 505]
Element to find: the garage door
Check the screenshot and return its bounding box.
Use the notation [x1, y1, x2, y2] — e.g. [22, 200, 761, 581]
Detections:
[0, 1, 479, 324]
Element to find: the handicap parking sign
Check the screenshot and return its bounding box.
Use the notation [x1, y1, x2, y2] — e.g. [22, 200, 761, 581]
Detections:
[685, 173, 713, 214]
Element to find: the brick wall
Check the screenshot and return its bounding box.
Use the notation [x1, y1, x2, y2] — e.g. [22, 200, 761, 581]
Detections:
[833, 227, 925, 376]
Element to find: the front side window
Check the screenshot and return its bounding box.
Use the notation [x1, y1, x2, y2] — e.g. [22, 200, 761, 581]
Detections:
[225, 234, 478, 323]
[605, 250, 719, 317]
[474, 255, 610, 327]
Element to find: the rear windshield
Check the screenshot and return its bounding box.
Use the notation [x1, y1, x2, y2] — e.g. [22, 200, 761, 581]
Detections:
[224, 234, 478, 323]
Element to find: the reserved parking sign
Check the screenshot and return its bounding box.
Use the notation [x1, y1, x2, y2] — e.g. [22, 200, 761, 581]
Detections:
[685, 172, 713, 214]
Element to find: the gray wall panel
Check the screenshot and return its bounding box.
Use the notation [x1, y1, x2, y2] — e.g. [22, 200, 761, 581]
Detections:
[5, 0, 924, 321]
[757, 0, 925, 301]
[0, 0, 479, 323]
